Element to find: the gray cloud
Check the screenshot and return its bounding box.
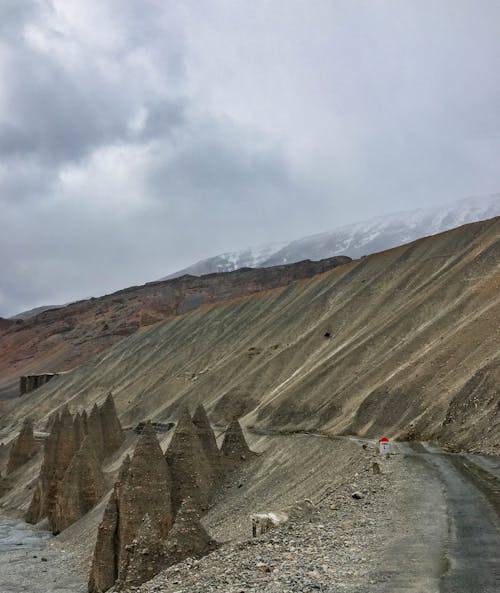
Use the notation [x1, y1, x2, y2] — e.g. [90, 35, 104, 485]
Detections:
[1, 0, 500, 316]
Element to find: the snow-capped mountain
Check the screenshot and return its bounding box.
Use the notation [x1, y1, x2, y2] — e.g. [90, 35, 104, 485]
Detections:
[165, 194, 500, 278]
[163, 241, 288, 279]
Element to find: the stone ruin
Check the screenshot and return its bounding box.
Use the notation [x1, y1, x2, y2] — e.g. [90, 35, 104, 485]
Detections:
[6, 418, 38, 474]
[134, 420, 175, 434]
[26, 394, 124, 533]
[88, 409, 254, 592]
[19, 373, 59, 395]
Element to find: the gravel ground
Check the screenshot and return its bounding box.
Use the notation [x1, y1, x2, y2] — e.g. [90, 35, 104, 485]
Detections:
[128, 442, 444, 593]
[3, 435, 495, 593]
[0, 519, 86, 593]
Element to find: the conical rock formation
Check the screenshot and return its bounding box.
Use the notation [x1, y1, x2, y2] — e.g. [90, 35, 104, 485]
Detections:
[73, 413, 86, 451]
[120, 514, 167, 589]
[26, 408, 79, 525]
[221, 417, 254, 460]
[0, 442, 9, 471]
[192, 405, 223, 479]
[99, 394, 124, 454]
[87, 404, 105, 462]
[52, 436, 105, 534]
[163, 496, 217, 566]
[88, 491, 119, 593]
[46, 405, 79, 528]
[88, 454, 130, 593]
[6, 418, 38, 474]
[26, 414, 60, 523]
[27, 398, 124, 531]
[117, 423, 172, 579]
[0, 471, 10, 497]
[165, 408, 215, 514]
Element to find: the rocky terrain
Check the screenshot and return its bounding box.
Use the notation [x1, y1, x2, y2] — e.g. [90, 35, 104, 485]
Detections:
[1, 400, 260, 592]
[89, 409, 252, 592]
[0, 256, 349, 400]
[0, 431, 387, 593]
[0, 217, 498, 592]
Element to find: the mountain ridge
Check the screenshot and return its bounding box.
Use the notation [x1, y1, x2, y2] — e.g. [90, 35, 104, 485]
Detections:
[163, 193, 500, 278]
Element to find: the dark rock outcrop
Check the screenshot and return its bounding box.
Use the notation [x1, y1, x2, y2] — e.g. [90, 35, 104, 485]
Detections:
[165, 409, 214, 514]
[220, 417, 253, 461]
[6, 418, 38, 474]
[134, 421, 174, 434]
[52, 436, 105, 534]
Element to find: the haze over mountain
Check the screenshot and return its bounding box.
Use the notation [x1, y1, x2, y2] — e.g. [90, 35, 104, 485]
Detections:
[2, 2, 500, 319]
[164, 194, 500, 278]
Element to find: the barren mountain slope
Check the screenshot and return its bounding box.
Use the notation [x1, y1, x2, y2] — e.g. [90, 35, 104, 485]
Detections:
[0, 257, 349, 400]
[3, 218, 499, 454]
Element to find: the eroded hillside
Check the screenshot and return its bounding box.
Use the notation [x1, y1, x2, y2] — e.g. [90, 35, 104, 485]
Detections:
[2, 218, 499, 454]
[0, 257, 349, 400]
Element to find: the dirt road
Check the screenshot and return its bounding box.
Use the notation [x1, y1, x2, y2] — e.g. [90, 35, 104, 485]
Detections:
[398, 442, 500, 593]
[250, 430, 500, 592]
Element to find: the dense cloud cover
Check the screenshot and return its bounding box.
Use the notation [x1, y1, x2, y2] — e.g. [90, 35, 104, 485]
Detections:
[1, 1, 500, 316]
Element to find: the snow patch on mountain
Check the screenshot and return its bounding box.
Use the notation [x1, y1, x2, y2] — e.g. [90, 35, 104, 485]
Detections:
[163, 194, 500, 278]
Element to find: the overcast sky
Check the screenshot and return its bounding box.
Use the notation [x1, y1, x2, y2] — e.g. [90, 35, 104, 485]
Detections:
[1, 1, 500, 316]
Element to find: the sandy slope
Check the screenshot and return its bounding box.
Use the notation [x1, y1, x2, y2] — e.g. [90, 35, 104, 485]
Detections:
[1, 217, 499, 454]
